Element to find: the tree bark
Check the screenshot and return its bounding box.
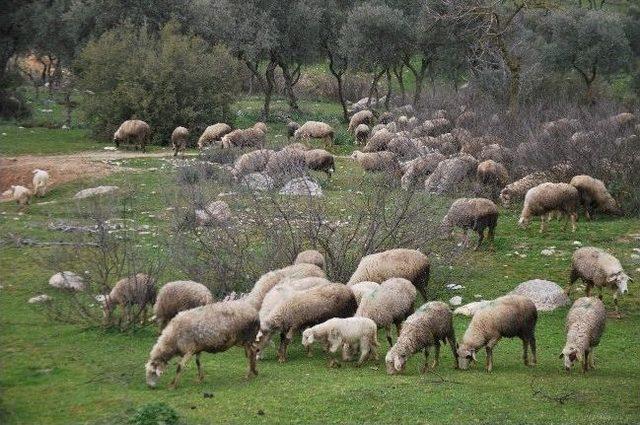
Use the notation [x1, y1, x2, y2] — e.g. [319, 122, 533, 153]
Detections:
[405, 57, 428, 108]
[393, 65, 406, 105]
[366, 69, 385, 108]
[262, 60, 277, 120]
[326, 48, 349, 122]
[278, 60, 300, 113]
[384, 69, 392, 110]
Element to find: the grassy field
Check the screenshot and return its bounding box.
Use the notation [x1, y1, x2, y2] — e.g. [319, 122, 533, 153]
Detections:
[1, 98, 639, 425]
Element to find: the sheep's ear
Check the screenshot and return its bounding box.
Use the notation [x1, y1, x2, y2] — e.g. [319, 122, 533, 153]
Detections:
[393, 356, 403, 372]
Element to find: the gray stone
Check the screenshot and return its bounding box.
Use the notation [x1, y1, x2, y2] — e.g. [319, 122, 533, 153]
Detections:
[508, 279, 570, 311]
[49, 271, 85, 291]
[73, 185, 119, 199]
[240, 173, 274, 191]
[279, 177, 323, 197]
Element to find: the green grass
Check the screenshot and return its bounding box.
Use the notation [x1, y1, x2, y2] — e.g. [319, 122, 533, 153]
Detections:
[1, 108, 640, 424]
[0, 126, 105, 156]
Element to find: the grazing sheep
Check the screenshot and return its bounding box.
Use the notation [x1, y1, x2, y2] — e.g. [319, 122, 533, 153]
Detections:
[145, 299, 259, 388]
[424, 154, 479, 195]
[478, 144, 513, 164]
[294, 250, 326, 270]
[400, 152, 446, 190]
[350, 150, 400, 174]
[304, 149, 335, 178]
[113, 119, 150, 151]
[387, 136, 420, 160]
[348, 110, 374, 133]
[104, 273, 157, 325]
[362, 128, 395, 152]
[197, 123, 232, 149]
[378, 111, 395, 124]
[441, 198, 498, 250]
[232, 149, 274, 178]
[348, 248, 430, 301]
[265, 148, 307, 182]
[283, 142, 310, 151]
[518, 182, 579, 232]
[253, 122, 268, 134]
[560, 297, 606, 372]
[171, 126, 189, 156]
[354, 124, 370, 145]
[221, 128, 266, 149]
[294, 121, 335, 147]
[457, 295, 537, 372]
[302, 317, 379, 366]
[256, 283, 357, 362]
[385, 302, 457, 374]
[421, 118, 452, 137]
[568, 247, 632, 315]
[499, 171, 550, 207]
[153, 281, 214, 329]
[32, 169, 50, 197]
[287, 121, 301, 140]
[597, 112, 636, 131]
[3, 185, 33, 209]
[355, 278, 417, 346]
[348, 281, 380, 304]
[476, 160, 509, 187]
[569, 175, 622, 219]
[541, 118, 580, 139]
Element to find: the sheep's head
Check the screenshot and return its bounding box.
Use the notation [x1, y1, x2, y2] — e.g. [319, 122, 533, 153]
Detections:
[350, 151, 362, 160]
[517, 213, 530, 229]
[607, 271, 631, 295]
[559, 347, 580, 371]
[301, 328, 315, 348]
[456, 343, 477, 370]
[439, 215, 454, 238]
[499, 189, 511, 207]
[145, 359, 166, 388]
[385, 348, 407, 375]
[254, 327, 273, 357]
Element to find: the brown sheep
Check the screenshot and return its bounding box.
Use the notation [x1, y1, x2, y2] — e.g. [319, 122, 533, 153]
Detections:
[441, 197, 499, 250]
[569, 175, 622, 219]
[113, 120, 150, 152]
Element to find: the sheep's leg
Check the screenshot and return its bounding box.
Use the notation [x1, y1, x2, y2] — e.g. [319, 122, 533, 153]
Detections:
[613, 294, 621, 318]
[539, 216, 547, 233]
[246, 344, 258, 378]
[421, 348, 430, 374]
[529, 336, 537, 365]
[342, 343, 351, 362]
[385, 326, 393, 347]
[432, 342, 440, 369]
[357, 339, 370, 366]
[570, 212, 577, 232]
[583, 201, 591, 221]
[522, 338, 529, 366]
[278, 331, 292, 363]
[487, 225, 496, 250]
[462, 229, 470, 248]
[395, 321, 402, 338]
[582, 350, 589, 373]
[448, 336, 459, 369]
[588, 350, 596, 370]
[169, 353, 192, 389]
[485, 337, 500, 372]
[565, 271, 578, 296]
[474, 229, 484, 251]
[195, 353, 204, 383]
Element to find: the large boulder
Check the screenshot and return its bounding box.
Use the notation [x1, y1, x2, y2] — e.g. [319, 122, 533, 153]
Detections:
[73, 186, 119, 199]
[195, 200, 232, 226]
[279, 177, 323, 197]
[508, 279, 570, 311]
[49, 271, 85, 291]
[239, 173, 274, 191]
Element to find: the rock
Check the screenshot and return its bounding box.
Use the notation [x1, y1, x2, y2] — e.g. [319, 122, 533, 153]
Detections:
[508, 279, 570, 311]
[240, 173, 274, 191]
[73, 186, 119, 200]
[540, 249, 555, 256]
[48, 271, 85, 291]
[449, 296, 463, 306]
[29, 294, 52, 304]
[279, 177, 323, 197]
[454, 300, 491, 316]
[573, 241, 582, 246]
[195, 200, 232, 226]
[103, 146, 117, 151]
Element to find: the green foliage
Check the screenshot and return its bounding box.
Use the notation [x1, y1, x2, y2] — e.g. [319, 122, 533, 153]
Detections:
[75, 21, 242, 144]
[129, 403, 179, 425]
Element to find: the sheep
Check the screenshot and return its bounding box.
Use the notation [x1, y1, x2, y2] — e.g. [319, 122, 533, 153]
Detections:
[441, 197, 498, 250]
[350, 150, 400, 175]
[476, 159, 509, 199]
[221, 128, 266, 149]
[283, 142, 310, 151]
[32, 169, 49, 197]
[421, 118, 452, 137]
[362, 129, 394, 152]
[253, 121, 268, 134]
[301, 317, 379, 366]
[304, 149, 335, 178]
[400, 152, 446, 190]
[355, 277, 417, 347]
[597, 112, 636, 132]
[348, 248, 430, 301]
[348, 281, 380, 304]
[518, 182, 579, 233]
[232, 149, 274, 178]
[197, 123, 232, 149]
[385, 302, 457, 374]
[3, 185, 33, 209]
[424, 154, 479, 195]
[456, 109, 476, 127]
[153, 281, 214, 330]
[171, 126, 189, 156]
[293, 121, 335, 148]
[478, 144, 513, 165]
[354, 124, 370, 145]
[287, 121, 301, 140]
[560, 297, 606, 372]
[103, 273, 157, 326]
[569, 175, 622, 219]
[145, 299, 259, 388]
[113, 120, 150, 151]
[567, 247, 632, 315]
[265, 148, 307, 182]
[294, 250, 326, 270]
[456, 295, 537, 372]
[499, 171, 551, 207]
[378, 111, 395, 124]
[386, 136, 420, 160]
[541, 118, 580, 139]
[348, 110, 374, 133]
[256, 283, 357, 362]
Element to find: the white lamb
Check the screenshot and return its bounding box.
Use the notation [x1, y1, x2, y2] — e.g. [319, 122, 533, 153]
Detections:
[32, 169, 50, 196]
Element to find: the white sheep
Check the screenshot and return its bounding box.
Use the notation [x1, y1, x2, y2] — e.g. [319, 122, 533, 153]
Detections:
[518, 182, 579, 233]
[424, 154, 479, 195]
[232, 149, 274, 178]
[293, 250, 326, 270]
[103, 273, 157, 326]
[441, 197, 499, 250]
[113, 119, 150, 151]
[354, 124, 370, 145]
[348, 281, 380, 305]
[400, 153, 445, 190]
[4, 185, 33, 209]
[294, 121, 335, 147]
[153, 281, 214, 329]
[569, 175, 622, 219]
[32, 169, 50, 196]
[171, 126, 189, 156]
[302, 317, 378, 366]
[350, 150, 400, 175]
[197, 123, 232, 149]
[348, 110, 374, 133]
[560, 297, 606, 372]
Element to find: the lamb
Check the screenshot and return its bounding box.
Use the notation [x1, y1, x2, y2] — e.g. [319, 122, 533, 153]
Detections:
[197, 123, 232, 149]
[103, 273, 157, 326]
[568, 247, 631, 315]
[348, 248, 430, 301]
[441, 197, 498, 250]
[153, 281, 214, 330]
[400, 152, 446, 190]
[221, 127, 265, 149]
[569, 175, 622, 219]
[265, 148, 307, 182]
[301, 317, 379, 366]
[560, 297, 606, 372]
[3, 185, 33, 209]
[362, 129, 394, 152]
[348, 281, 380, 304]
[232, 149, 274, 178]
[287, 121, 301, 140]
[145, 299, 259, 388]
[304, 149, 335, 178]
[348, 110, 374, 133]
[355, 277, 417, 346]
[385, 302, 457, 374]
[518, 182, 579, 232]
[424, 154, 479, 195]
[294, 249, 326, 270]
[256, 283, 357, 362]
[31, 169, 50, 197]
[354, 124, 370, 145]
[456, 295, 537, 372]
[113, 119, 150, 151]
[350, 150, 400, 175]
[171, 126, 189, 156]
[293, 121, 335, 147]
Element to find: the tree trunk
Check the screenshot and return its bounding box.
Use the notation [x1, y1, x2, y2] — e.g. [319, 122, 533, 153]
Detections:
[261, 60, 277, 120]
[326, 47, 349, 122]
[366, 69, 385, 108]
[65, 89, 72, 128]
[384, 69, 392, 110]
[496, 35, 521, 113]
[405, 57, 428, 108]
[279, 61, 300, 113]
[393, 65, 406, 105]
